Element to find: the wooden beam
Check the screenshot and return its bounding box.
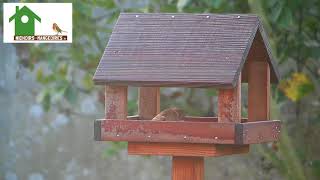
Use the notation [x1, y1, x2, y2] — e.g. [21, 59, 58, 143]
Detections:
[218, 75, 250, 151]
[138, 87, 160, 119]
[105, 85, 127, 119]
[99, 119, 235, 144]
[172, 156, 204, 180]
[218, 76, 241, 123]
[128, 142, 249, 157]
[96, 119, 281, 144]
[248, 61, 270, 121]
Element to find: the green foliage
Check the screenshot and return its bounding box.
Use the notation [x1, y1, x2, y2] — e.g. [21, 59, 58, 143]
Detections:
[102, 142, 127, 158]
[279, 73, 314, 102]
[257, 127, 306, 180]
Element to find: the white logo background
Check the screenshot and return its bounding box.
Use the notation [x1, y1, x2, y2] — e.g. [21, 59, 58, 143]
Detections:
[3, 3, 72, 43]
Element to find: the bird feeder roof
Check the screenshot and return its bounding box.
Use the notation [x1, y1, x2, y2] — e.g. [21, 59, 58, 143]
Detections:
[93, 13, 280, 88]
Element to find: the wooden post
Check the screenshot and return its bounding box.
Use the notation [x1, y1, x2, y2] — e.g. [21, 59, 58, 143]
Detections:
[172, 156, 204, 180]
[105, 85, 127, 119]
[138, 87, 160, 119]
[248, 61, 270, 121]
[218, 75, 241, 123]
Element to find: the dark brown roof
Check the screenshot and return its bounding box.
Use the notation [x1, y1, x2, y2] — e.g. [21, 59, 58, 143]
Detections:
[93, 13, 280, 88]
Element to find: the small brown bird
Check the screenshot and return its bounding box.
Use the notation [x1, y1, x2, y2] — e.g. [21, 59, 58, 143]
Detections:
[152, 107, 185, 121]
[52, 23, 67, 35]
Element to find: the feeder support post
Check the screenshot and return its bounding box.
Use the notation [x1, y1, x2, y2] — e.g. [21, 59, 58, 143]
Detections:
[248, 60, 270, 121]
[105, 85, 127, 119]
[138, 87, 160, 119]
[218, 75, 241, 123]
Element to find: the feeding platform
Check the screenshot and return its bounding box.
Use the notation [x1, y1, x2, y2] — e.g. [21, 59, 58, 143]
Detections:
[93, 13, 281, 180]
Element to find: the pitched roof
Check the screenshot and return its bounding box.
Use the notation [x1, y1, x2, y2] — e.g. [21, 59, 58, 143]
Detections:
[93, 13, 280, 88]
[9, 6, 41, 22]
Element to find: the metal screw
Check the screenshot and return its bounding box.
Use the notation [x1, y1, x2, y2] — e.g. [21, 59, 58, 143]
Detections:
[116, 134, 120, 137]
[214, 136, 218, 140]
[171, 15, 175, 18]
[237, 15, 240, 18]
[278, 130, 281, 133]
[206, 15, 210, 18]
[184, 136, 187, 139]
[147, 135, 151, 138]
[135, 15, 139, 18]
[225, 56, 229, 60]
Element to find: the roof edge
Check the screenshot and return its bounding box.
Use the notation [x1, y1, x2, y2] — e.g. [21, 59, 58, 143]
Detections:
[232, 17, 281, 87]
[257, 21, 281, 83]
[231, 18, 260, 87]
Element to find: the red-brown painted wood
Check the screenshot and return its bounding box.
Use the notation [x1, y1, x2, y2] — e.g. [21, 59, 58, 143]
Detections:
[218, 76, 242, 123]
[247, 42, 271, 121]
[128, 142, 249, 157]
[172, 156, 204, 180]
[96, 119, 281, 144]
[105, 86, 127, 119]
[218, 76, 250, 151]
[138, 87, 160, 119]
[100, 119, 235, 144]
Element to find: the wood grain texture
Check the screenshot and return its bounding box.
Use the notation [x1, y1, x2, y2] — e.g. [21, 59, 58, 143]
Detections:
[172, 156, 204, 180]
[241, 29, 279, 83]
[235, 120, 281, 144]
[93, 13, 279, 87]
[247, 43, 270, 121]
[138, 87, 160, 119]
[97, 119, 281, 144]
[218, 76, 241, 123]
[128, 142, 249, 157]
[105, 86, 127, 119]
[218, 77, 250, 151]
[99, 119, 235, 144]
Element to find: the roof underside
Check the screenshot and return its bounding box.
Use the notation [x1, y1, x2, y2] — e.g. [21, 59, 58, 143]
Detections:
[94, 13, 279, 88]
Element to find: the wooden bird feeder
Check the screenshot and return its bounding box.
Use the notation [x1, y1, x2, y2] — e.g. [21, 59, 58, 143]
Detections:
[93, 13, 281, 180]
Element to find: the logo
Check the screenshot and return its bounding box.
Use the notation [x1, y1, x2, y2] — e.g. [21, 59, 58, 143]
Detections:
[3, 3, 72, 43]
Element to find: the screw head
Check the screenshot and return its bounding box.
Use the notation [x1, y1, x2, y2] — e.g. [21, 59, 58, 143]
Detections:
[171, 15, 175, 18]
[206, 15, 210, 18]
[237, 15, 240, 18]
[147, 135, 151, 138]
[184, 136, 187, 139]
[214, 136, 218, 140]
[116, 134, 120, 137]
[135, 15, 139, 18]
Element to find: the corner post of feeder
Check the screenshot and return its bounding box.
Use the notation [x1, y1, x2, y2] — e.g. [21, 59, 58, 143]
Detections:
[218, 75, 241, 123]
[218, 74, 250, 150]
[94, 85, 127, 141]
[138, 87, 160, 119]
[248, 60, 270, 121]
[105, 85, 128, 119]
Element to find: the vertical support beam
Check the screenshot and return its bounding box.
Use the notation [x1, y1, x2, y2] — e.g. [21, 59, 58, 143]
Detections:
[105, 85, 127, 119]
[248, 61, 270, 121]
[218, 75, 241, 123]
[172, 156, 204, 180]
[138, 87, 160, 119]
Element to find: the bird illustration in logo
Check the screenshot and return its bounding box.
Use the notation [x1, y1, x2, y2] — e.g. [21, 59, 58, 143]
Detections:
[52, 23, 67, 35]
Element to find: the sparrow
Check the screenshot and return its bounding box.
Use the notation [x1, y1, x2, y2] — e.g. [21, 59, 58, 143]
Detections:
[52, 23, 67, 35]
[151, 107, 185, 121]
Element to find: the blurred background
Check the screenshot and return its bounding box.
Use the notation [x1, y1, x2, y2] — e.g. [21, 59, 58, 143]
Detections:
[0, 0, 319, 180]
